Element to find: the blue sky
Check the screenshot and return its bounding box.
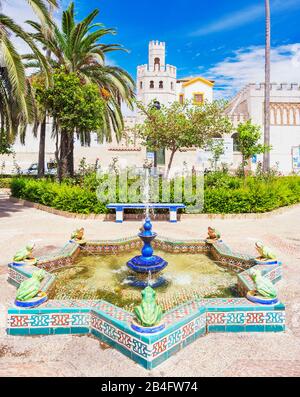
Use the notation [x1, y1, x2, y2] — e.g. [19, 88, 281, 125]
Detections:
[4, 0, 300, 97]
[62, 0, 300, 97]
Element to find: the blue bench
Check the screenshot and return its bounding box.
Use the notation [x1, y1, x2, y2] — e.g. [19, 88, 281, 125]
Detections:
[106, 203, 186, 223]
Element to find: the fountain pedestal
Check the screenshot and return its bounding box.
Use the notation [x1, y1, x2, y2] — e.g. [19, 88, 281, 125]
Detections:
[126, 218, 168, 288]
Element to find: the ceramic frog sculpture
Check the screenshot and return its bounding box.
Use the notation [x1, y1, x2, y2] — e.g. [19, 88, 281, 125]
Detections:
[71, 228, 85, 242]
[13, 243, 35, 262]
[255, 241, 276, 260]
[16, 269, 46, 301]
[250, 269, 277, 298]
[134, 286, 163, 327]
[207, 227, 221, 241]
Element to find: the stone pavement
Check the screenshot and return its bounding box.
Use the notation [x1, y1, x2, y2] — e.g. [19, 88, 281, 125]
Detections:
[0, 190, 300, 377]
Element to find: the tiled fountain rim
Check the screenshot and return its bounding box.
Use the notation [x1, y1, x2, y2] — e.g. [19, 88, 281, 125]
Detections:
[7, 236, 285, 369]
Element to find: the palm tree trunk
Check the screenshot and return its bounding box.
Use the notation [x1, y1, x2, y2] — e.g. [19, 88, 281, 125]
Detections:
[263, 0, 271, 172]
[37, 116, 46, 177]
[38, 3, 53, 178]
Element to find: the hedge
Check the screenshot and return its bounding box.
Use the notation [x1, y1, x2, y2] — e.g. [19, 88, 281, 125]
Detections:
[10, 175, 300, 214]
[10, 178, 107, 214]
[0, 178, 12, 188]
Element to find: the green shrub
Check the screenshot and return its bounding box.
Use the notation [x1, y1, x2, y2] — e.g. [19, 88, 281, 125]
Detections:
[11, 178, 107, 214]
[0, 178, 12, 188]
[203, 175, 300, 213]
[10, 174, 300, 215]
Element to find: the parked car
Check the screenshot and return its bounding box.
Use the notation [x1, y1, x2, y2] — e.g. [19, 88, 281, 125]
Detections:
[21, 161, 57, 176]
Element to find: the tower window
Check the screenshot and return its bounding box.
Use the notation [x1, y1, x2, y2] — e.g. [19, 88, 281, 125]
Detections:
[154, 57, 160, 68]
[171, 82, 174, 90]
[150, 81, 154, 89]
[140, 81, 143, 89]
[159, 81, 163, 89]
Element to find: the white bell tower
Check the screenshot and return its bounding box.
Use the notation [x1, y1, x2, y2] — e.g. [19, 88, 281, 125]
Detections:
[137, 41, 177, 107]
[149, 41, 166, 71]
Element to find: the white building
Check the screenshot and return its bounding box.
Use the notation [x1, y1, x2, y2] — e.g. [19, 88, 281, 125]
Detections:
[137, 41, 214, 107]
[226, 83, 300, 174]
[1, 40, 299, 175]
[0, 40, 215, 174]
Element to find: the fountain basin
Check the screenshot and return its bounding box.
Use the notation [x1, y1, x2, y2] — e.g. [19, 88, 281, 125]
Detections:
[7, 237, 285, 370]
[47, 249, 238, 311]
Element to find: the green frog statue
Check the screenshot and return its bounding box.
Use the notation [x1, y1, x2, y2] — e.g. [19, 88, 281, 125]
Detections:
[247, 268, 278, 304]
[134, 287, 163, 328]
[206, 227, 221, 242]
[255, 241, 277, 262]
[13, 243, 37, 265]
[16, 269, 47, 303]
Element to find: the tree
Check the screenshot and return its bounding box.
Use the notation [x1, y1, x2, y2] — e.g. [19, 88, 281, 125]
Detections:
[236, 120, 270, 177]
[34, 70, 105, 181]
[27, 1, 134, 174]
[37, 2, 55, 177]
[263, 0, 271, 172]
[0, 1, 56, 140]
[136, 100, 232, 177]
[208, 139, 225, 171]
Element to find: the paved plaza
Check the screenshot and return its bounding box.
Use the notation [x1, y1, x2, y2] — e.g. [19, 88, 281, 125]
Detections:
[0, 189, 300, 377]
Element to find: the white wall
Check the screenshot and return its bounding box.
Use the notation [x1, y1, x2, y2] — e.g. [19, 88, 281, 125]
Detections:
[177, 80, 214, 103]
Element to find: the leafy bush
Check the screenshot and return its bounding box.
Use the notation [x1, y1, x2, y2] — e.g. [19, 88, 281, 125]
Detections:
[0, 177, 12, 188]
[203, 176, 300, 213]
[11, 178, 107, 214]
[10, 174, 300, 214]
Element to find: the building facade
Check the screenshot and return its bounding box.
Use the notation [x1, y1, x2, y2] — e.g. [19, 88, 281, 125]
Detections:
[0, 41, 215, 174]
[1, 40, 299, 175]
[225, 83, 300, 174]
[137, 41, 214, 107]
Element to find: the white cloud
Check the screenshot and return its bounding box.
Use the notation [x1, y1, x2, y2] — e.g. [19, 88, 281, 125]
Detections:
[191, 0, 300, 37]
[192, 4, 263, 36]
[205, 43, 300, 98]
[1, 0, 62, 55]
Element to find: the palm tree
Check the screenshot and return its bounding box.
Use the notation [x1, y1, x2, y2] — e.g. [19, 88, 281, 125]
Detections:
[0, 0, 57, 148]
[27, 2, 135, 176]
[37, 2, 55, 177]
[263, 0, 271, 172]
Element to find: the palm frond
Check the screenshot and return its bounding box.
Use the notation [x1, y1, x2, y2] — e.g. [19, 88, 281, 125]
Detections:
[26, 0, 57, 27]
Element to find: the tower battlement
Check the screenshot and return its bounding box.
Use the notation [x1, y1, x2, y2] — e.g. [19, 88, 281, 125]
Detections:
[149, 40, 165, 49]
[137, 41, 177, 106]
[250, 83, 300, 91]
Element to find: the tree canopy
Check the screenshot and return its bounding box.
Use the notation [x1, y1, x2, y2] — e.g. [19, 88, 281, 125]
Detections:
[34, 69, 105, 179]
[236, 120, 270, 176]
[136, 100, 233, 176]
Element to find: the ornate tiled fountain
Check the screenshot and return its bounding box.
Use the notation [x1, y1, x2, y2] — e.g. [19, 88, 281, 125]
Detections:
[6, 225, 285, 369]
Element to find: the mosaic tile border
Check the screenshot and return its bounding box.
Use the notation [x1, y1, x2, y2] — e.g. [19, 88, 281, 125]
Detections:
[6, 237, 285, 369]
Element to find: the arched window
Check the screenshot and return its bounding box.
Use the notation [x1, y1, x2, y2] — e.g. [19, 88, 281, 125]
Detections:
[150, 81, 154, 89]
[154, 57, 160, 68]
[171, 82, 174, 90]
[232, 133, 240, 152]
[140, 81, 143, 89]
[159, 81, 163, 89]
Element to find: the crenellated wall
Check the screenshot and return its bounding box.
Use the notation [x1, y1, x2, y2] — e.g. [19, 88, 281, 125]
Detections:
[225, 82, 300, 174]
